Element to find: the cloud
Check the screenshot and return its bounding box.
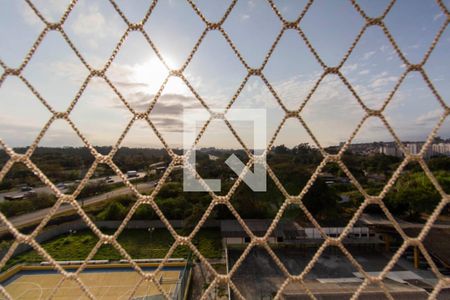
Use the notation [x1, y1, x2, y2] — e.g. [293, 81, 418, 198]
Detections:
[369, 72, 398, 89]
[69, 3, 123, 49]
[415, 109, 442, 126]
[369, 76, 397, 89]
[18, 0, 71, 26]
[150, 93, 208, 133]
[0, 117, 82, 147]
[296, 75, 367, 146]
[362, 51, 376, 60]
[408, 44, 421, 49]
[49, 59, 88, 82]
[71, 5, 104, 34]
[379, 45, 388, 53]
[113, 81, 149, 89]
[111, 91, 203, 132]
[433, 12, 444, 21]
[0, 118, 42, 133]
[342, 63, 358, 73]
[149, 116, 184, 133]
[18, 2, 44, 27]
[240, 14, 250, 21]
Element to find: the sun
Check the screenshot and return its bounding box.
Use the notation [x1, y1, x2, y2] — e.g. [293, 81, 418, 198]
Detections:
[131, 57, 189, 96]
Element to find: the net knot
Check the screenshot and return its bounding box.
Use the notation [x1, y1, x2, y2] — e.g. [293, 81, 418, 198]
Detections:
[327, 154, 340, 162]
[54, 112, 67, 119]
[286, 110, 299, 118]
[367, 17, 383, 26]
[254, 236, 265, 246]
[11, 153, 27, 163]
[369, 276, 381, 283]
[367, 196, 381, 205]
[60, 194, 74, 203]
[211, 112, 225, 119]
[217, 275, 228, 283]
[325, 67, 339, 74]
[16, 233, 28, 244]
[135, 112, 148, 119]
[367, 109, 381, 117]
[215, 196, 228, 205]
[284, 21, 298, 29]
[408, 64, 422, 72]
[96, 154, 109, 164]
[207, 22, 221, 30]
[5, 68, 20, 76]
[177, 236, 189, 245]
[169, 69, 181, 77]
[101, 234, 114, 244]
[288, 195, 301, 205]
[409, 154, 422, 161]
[253, 154, 266, 164]
[129, 23, 142, 31]
[409, 238, 421, 246]
[328, 237, 340, 246]
[248, 68, 261, 76]
[47, 22, 61, 30]
[91, 69, 104, 77]
[173, 154, 183, 165]
[66, 273, 77, 280]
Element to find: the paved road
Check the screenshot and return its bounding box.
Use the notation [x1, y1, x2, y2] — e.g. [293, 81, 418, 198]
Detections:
[0, 172, 146, 201]
[0, 180, 156, 235]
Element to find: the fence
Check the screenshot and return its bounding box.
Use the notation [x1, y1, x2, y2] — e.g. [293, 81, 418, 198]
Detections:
[172, 253, 193, 300]
[0, 1, 449, 299]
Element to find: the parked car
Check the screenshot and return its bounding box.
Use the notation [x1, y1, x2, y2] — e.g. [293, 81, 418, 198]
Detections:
[126, 171, 138, 178]
[20, 186, 33, 192]
[56, 183, 67, 190]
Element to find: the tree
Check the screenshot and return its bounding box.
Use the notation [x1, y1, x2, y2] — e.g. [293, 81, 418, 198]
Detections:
[97, 201, 127, 220]
[132, 204, 156, 220]
[385, 172, 441, 220]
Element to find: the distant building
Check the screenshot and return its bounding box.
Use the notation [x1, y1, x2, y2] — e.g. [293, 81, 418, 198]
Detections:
[432, 142, 450, 156]
[406, 142, 421, 155]
[220, 219, 302, 244]
[378, 141, 450, 158]
[220, 219, 380, 245]
[345, 142, 383, 155]
[379, 143, 403, 157]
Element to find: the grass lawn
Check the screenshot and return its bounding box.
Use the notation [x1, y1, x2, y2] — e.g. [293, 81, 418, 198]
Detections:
[3, 228, 223, 271]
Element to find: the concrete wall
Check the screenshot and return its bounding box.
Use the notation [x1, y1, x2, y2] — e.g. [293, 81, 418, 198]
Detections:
[223, 236, 278, 245]
[224, 237, 245, 244]
[304, 227, 370, 239]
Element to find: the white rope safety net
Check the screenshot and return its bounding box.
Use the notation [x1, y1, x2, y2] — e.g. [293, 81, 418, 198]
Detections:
[0, 0, 449, 299]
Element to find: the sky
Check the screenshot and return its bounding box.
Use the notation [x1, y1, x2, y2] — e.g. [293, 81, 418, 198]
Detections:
[0, 0, 449, 150]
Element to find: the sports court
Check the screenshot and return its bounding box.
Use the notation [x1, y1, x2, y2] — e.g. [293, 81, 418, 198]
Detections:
[2, 266, 185, 300]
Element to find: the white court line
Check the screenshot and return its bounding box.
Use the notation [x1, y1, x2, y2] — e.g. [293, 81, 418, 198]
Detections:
[99, 285, 111, 300]
[118, 287, 134, 300]
[4, 272, 178, 299]
[7, 282, 43, 300]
